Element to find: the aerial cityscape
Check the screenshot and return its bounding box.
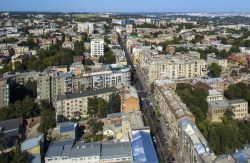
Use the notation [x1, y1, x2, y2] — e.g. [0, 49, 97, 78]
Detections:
[0, 1, 250, 163]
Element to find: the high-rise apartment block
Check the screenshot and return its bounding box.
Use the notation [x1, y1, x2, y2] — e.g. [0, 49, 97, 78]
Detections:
[91, 39, 104, 57]
[37, 72, 72, 103]
[0, 78, 9, 108]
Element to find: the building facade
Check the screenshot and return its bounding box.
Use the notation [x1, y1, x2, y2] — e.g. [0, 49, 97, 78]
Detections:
[0, 78, 9, 108]
[137, 51, 207, 85]
[208, 99, 248, 122]
[55, 87, 117, 119]
[91, 39, 104, 57]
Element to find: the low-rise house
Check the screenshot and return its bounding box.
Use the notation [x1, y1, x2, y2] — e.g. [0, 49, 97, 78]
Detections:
[62, 41, 74, 50]
[52, 122, 78, 140]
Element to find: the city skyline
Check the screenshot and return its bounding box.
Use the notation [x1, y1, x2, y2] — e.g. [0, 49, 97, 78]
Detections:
[0, 0, 250, 13]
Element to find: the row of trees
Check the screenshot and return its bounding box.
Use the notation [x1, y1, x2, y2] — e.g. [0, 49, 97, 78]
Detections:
[0, 96, 36, 121]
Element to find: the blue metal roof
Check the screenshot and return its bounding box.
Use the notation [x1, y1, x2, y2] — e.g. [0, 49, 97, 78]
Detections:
[60, 124, 75, 133]
[21, 134, 43, 151]
[57, 122, 76, 133]
[233, 152, 248, 163]
[131, 131, 159, 163]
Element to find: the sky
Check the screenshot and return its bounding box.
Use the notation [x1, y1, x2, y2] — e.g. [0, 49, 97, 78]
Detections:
[0, 0, 250, 13]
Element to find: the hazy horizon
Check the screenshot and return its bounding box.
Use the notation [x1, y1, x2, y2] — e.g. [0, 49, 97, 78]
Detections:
[0, 0, 250, 13]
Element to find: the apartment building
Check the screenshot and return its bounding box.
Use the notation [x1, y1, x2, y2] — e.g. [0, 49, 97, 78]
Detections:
[77, 22, 94, 35]
[0, 78, 9, 108]
[55, 87, 117, 119]
[91, 39, 104, 57]
[179, 118, 215, 163]
[208, 99, 248, 122]
[153, 80, 195, 148]
[138, 51, 207, 85]
[82, 64, 131, 90]
[207, 54, 228, 68]
[153, 80, 215, 162]
[37, 72, 72, 103]
[45, 140, 132, 163]
[38, 64, 131, 103]
[112, 49, 127, 65]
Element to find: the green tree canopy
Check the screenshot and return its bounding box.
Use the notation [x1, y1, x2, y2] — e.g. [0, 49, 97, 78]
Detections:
[208, 63, 222, 78]
[38, 101, 56, 133]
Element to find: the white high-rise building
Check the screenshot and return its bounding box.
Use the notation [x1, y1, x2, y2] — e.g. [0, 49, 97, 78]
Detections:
[91, 39, 104, 57]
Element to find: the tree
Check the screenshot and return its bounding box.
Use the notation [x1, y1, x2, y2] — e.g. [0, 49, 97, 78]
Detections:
[224, 108, 235, 120]
[84, 58, 95, 66]
[57, 115, 68, 123]
[104, 50, 116, 64]
[98, 56, 105, 63]
[38, 101, 56, 133]
[0, 130, 6, 151]
[87, 96, 107, 118]
[208, 63, 222, 78]
[106, 93, 120, 114]
[11, 145, 28, 163]
[87, 119, 104, 134]
[97, 97, 107, 118]
[87, 96, 98, 118]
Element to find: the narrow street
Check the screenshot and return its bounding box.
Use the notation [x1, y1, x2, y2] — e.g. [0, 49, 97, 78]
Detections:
[119, 36, 172, 163]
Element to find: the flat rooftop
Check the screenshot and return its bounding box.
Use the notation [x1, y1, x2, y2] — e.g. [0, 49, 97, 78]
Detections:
[101, 142, 131, 160]
[208, 100, 230, 109]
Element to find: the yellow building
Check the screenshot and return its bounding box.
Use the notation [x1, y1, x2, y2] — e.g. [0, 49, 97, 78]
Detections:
[208, 99, 248, 123]
[137, 50, 207, 85]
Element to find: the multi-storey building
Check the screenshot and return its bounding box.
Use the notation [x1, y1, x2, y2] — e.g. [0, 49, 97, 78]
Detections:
[153, 80, 215, 162]
[83, 64, 131, 90]
[91, 39, 104, 57]
[0, 78, 9, 108]
[38, 64, 131, 103]
[138, 50, 207, 85]
[77, 22, 94, 35]
[153, 80, 195, 147]
[37, 72, 72, 103]
[55, 87, 117, 119]
[208, 99, 248, 122]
